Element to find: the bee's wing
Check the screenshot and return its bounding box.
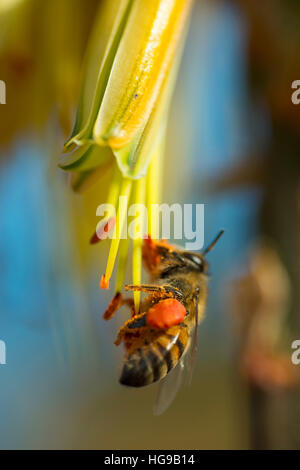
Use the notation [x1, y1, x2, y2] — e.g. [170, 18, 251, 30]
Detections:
[153, 293, 200, 415]
[153, 358, 185, 416]
[185, 292, 199, 385]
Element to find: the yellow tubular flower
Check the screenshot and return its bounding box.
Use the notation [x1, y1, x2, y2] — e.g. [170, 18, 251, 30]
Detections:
[93, 0, 194, 149]
[146, 133, 165, 240]
[61, 0, 195, 304]
[100, 177, 132, 289]
[65, 0, 133, 150]
[132, 176, 146, 312]
[115, 238, 130, 294]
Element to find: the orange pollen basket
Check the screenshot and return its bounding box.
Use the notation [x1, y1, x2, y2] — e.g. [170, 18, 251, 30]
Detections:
[146, 298, 186, 329]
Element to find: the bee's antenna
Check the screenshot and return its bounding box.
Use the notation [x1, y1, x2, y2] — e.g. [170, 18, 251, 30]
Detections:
[202, 229, 225, 256]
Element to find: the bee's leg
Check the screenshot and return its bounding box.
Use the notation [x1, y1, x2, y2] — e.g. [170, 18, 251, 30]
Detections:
[125, 284, 183, 301]
[114, 312, 147, 346]
[103, 292, 122, 320]
[103, 293, 135, 320]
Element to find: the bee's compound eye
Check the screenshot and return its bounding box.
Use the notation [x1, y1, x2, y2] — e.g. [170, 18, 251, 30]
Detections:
[183, 253, 203, 270]
[190, 255, 202, 266]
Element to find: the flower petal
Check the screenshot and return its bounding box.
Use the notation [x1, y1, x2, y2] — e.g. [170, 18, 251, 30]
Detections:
[64, 0, 133, 151]
[93, 0, 194, 149]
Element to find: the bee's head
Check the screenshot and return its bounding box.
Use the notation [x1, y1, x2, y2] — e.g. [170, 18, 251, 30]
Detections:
[142, 236, 208, 277]
[142, 231, 224, 277]
[178, 230, 224, 273]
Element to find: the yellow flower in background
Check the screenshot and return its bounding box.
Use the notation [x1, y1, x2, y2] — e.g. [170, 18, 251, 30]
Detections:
[0, 0, 24, 20]
[60, 0, 194, 310]
[0, 0, 99, 148]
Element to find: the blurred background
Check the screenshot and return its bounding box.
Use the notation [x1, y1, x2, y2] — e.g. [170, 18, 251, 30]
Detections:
[0, 0, 300, 449]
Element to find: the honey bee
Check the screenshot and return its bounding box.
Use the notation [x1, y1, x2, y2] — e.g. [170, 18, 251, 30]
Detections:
[103, 231, 224, 414]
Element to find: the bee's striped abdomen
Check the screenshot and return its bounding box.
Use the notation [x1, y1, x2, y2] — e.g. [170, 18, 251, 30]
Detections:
[156, 326, 189, 374]
[119, 325, 189, 387]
